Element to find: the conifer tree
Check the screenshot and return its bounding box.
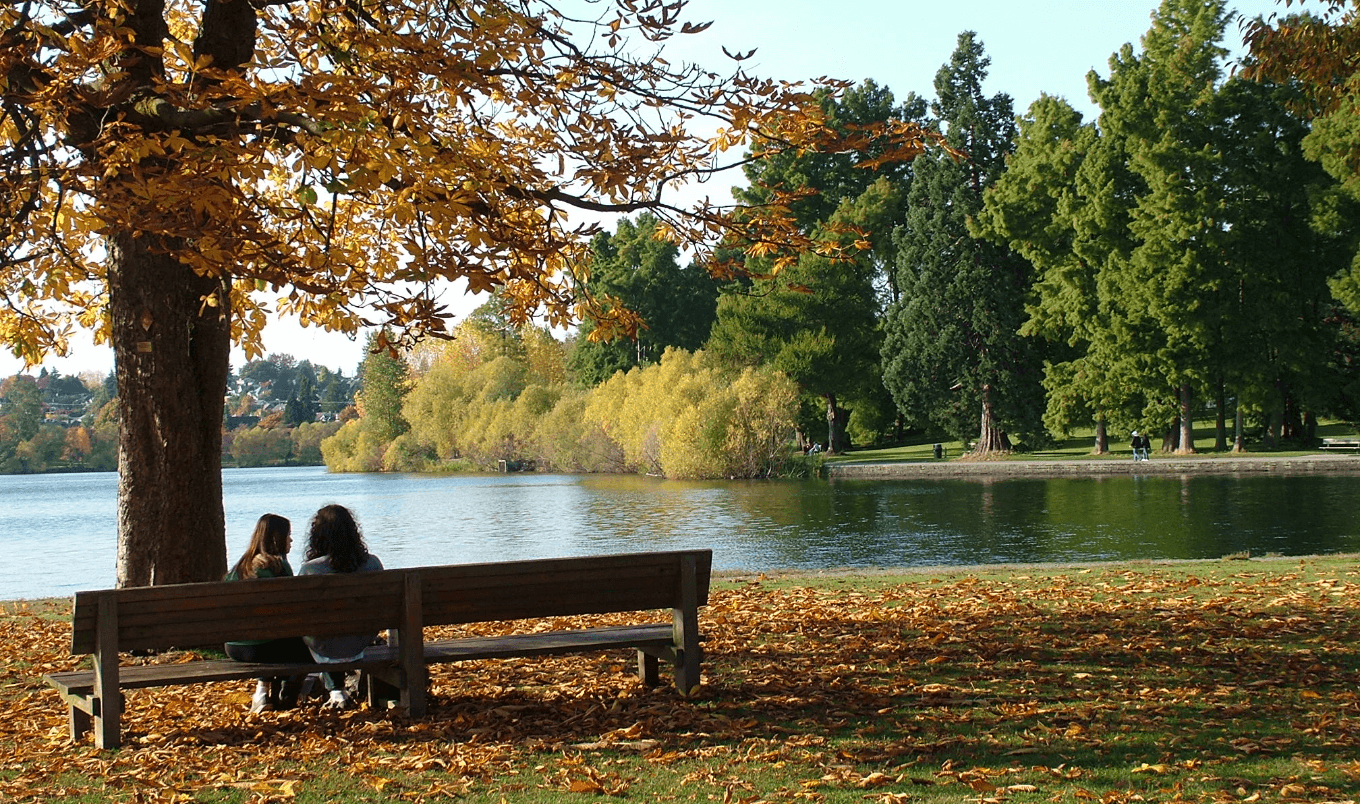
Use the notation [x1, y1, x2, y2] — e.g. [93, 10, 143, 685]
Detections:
[708, 81, 924, 452]
[357, 331, 411, 444]
[980, 0, 1347, 452]
[570, 214, 719, 386]
[882, 32, 1046, 454]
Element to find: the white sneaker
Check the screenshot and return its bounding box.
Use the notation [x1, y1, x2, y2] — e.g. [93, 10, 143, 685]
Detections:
[250, 688, 274, 713]
[324, 689, 352, 710]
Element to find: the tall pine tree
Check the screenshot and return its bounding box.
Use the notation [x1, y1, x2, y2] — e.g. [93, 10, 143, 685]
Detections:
[882, 32, 1045, 454]
[708, 81, 925, 452]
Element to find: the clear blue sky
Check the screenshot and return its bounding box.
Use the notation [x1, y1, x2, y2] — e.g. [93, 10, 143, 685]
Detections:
[6, 0, 1290, 379]
[675, 0, 1282, 122]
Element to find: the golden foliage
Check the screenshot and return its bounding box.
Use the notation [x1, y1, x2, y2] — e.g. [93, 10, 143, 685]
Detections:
[0, 0, 936, 363]
[1244, 0, 1360, 114]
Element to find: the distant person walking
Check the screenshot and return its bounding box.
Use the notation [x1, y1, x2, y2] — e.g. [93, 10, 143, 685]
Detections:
[1131, 431, 1150, 461]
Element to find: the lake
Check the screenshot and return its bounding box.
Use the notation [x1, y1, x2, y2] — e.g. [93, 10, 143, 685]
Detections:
[4, 465, 1359, 600]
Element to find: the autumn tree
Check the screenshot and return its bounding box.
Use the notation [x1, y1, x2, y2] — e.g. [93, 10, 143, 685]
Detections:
[0, 0, 930, 585]
[1246, 1, 1360, 287]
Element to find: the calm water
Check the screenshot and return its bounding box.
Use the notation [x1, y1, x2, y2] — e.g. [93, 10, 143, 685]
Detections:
[4, 466, 1359, 599]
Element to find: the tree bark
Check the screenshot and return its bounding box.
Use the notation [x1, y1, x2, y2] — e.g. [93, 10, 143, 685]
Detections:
[1093, 413, 1108, 455]
[1214, 382, 1227, 451]
[825, 395, 850, 454]
[1176, 383, 1195, 455]
[110, 231, 232, 587]
[1234, 404, 1246, 453]
[972, 383, 1009, 455]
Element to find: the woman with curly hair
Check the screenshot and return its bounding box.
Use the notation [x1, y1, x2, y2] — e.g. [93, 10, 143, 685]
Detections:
[299, 504, 384, 709]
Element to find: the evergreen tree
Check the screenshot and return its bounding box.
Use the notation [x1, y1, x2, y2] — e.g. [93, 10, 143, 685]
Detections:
[881, 32, 1046, 454]
[708, 81, 925, 452]
[569, 214, 719, 386]
[706, 199, 888, 453]
[357, 330, 411, 443]
[736, 80, 925, 234]
[979, 0, 1348, 451]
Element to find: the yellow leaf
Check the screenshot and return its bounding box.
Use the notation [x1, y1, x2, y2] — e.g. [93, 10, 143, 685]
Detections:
[1131, 763, 1167, 774]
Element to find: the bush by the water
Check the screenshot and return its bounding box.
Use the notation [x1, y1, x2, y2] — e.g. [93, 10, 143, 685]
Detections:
[321, 324, 801, 479]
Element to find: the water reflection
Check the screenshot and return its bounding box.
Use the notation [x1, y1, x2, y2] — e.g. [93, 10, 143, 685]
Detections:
[1, 467, 1357, 599]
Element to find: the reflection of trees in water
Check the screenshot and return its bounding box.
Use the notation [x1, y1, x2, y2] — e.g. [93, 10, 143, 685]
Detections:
[707, 474, 1360, 569]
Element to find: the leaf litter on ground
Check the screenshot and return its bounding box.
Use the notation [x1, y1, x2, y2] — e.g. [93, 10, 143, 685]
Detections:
[1, 559, 1359, 803]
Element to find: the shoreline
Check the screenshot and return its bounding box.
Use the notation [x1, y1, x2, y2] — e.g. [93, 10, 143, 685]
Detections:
[712, 551, 1360, 583]
[824, 452, 1360, 479]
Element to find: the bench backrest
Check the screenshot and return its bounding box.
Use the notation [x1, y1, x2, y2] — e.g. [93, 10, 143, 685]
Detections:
[70, 550, 712, 655]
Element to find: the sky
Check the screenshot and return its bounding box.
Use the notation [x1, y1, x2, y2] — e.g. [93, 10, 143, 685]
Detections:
[3, 0, 1288, 380]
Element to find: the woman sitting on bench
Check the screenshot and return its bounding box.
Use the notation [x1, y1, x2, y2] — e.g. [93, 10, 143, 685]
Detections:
[224, 513, 314, 713]
[299, 504, 384, 710]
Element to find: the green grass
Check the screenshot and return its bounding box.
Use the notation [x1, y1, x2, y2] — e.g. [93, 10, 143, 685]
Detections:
[829, 421, 1360, 465]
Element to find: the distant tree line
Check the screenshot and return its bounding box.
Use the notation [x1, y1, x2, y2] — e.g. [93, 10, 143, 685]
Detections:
[0, 356, 358, 473]
[0, 370, 117, 472]
[331, 0, 1360, 472]
[223, 355, 357, 467]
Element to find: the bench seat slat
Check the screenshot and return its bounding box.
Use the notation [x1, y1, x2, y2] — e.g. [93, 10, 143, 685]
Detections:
[422, 623, 673, 663]
[45, 624, 676, 694]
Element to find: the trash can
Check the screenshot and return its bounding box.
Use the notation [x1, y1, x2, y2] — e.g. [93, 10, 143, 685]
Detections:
[933, 443, 943, 460]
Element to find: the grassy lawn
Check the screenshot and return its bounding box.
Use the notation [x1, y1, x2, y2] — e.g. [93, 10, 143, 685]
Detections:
[4, 556, 1360, 802]
[830, 422, 1360, 465]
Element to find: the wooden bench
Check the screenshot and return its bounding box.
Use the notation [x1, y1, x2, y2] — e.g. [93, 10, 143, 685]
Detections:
[1320, 438, 1360, 451]
[43, 549, 711, 749]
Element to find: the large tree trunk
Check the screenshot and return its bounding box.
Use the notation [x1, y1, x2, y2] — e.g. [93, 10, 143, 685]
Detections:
[1176, 383, 1195, 455]
[972, 383, 1009, 456]
[110, 232, 232, 587]
[1093, 413, 1108, 455]
[825, 395, 850, 455]
[1214, 382, 1227, 451]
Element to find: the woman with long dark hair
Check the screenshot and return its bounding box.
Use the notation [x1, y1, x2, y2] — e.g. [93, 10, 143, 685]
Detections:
[299, 504, 384, 709]
[224, 514, 313, 712]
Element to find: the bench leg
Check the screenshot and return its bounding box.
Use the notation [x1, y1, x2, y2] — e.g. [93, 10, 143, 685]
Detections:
[365, 671, 397, 708]
[637, 649, 659, 687]
[673, 648, 701, 695]
[93, 594, 122, 749]
[673, 555, 702, 695]
[69, 703, 91, 743]
[93, 694, 121, 749]
[396, 572, 427, 718]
